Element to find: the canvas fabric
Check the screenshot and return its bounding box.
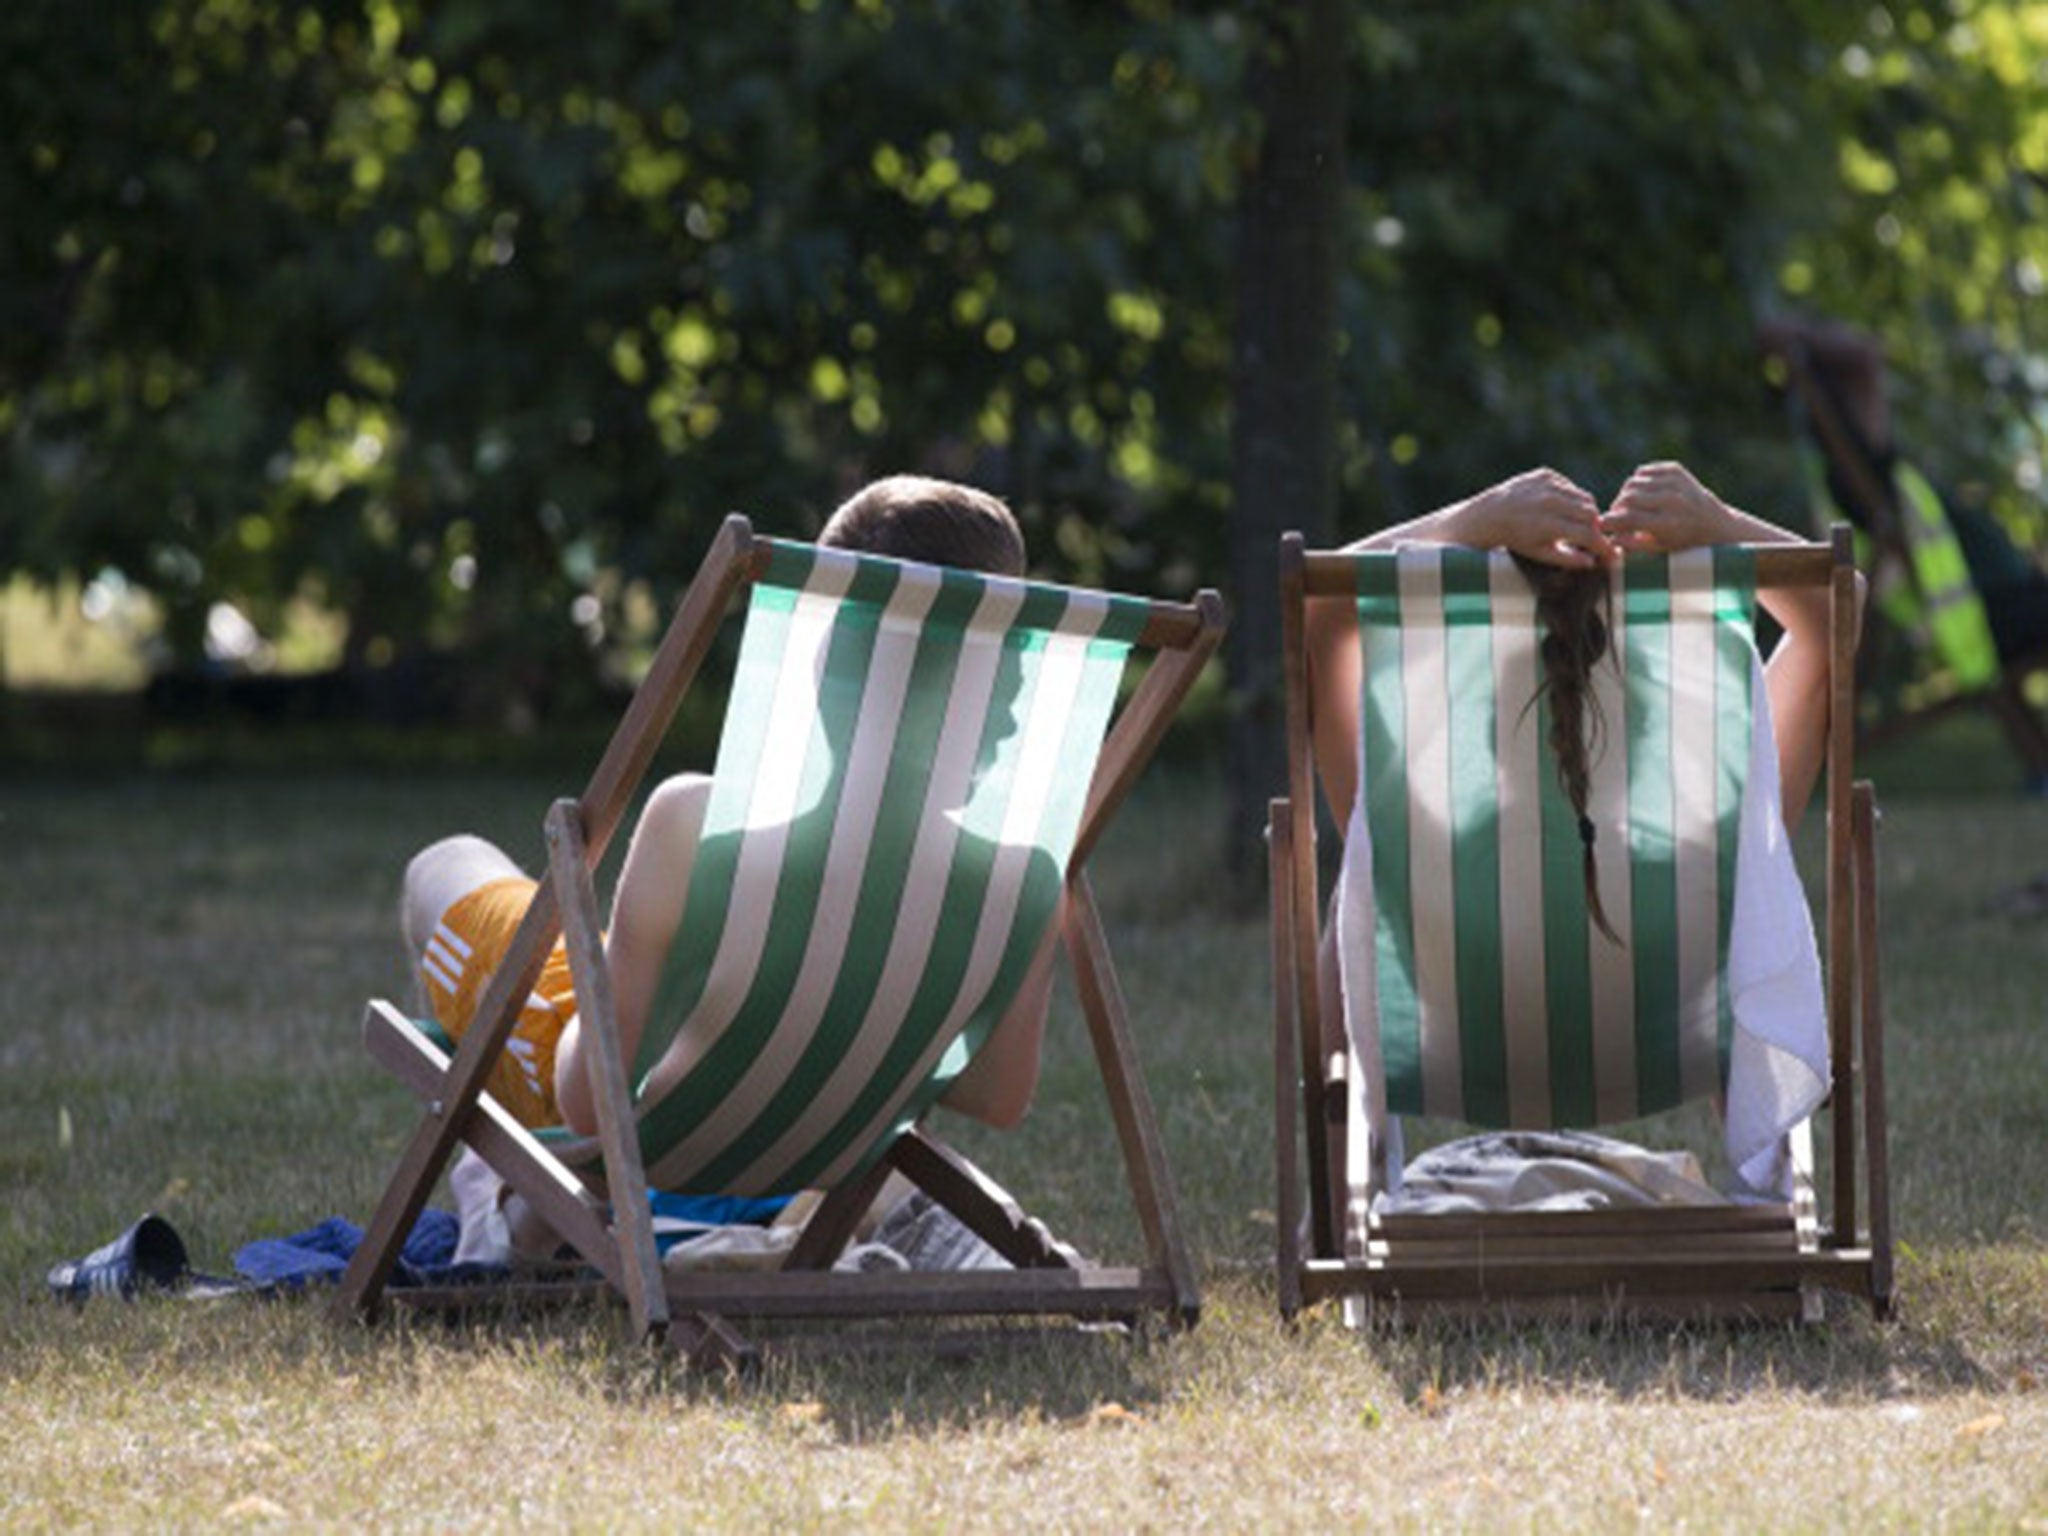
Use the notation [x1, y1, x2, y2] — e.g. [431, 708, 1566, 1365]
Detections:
[1330, 547, 1828, 1253]
[585, 539, 1155, 1198]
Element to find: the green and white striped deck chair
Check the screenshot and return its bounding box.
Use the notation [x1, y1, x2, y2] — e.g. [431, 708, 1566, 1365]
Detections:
[1269, 531, 1892, 1322]
[341, 516, 1222, 1359]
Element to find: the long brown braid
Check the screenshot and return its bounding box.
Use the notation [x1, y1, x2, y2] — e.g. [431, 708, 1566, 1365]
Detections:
[1510, 555, 1622, 945]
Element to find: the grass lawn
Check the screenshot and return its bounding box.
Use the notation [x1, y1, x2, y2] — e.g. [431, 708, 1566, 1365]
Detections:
[3, 728, 2046, 1530]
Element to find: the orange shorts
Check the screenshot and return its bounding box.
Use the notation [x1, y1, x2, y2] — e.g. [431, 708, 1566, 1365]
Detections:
[417, 877, 577, 1127]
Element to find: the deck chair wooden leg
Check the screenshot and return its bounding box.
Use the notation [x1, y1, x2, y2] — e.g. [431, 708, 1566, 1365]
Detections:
[889, 1128, 1083, 1270]
[363, 999, 625, 1279]
[781, 1156, 901, 1272]
[337, 885, 564, 1323]
[669, 1311, 759, 1376]
[1854, 783, 1895, 1316]
[1269, 800, 1305, 1320]
[546, 800, 669, 1347]
[1785, 1120, 1826, 1323]
[1062, 874, 1201, 1324]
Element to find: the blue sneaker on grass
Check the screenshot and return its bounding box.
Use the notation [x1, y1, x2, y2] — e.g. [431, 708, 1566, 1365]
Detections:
[47, 1213, 191, 1301]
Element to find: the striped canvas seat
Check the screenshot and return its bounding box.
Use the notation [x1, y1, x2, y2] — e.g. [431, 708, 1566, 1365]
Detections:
[1270, 531, 1892, 1322]
[614, 538, 1156, 1196]
[344, 515, 1222, 1357]
[1345, 545, 1760, 1130]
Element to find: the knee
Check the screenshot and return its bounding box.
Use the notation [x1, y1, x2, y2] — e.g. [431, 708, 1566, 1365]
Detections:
[402, 834, 519, 955]
[405, 833, 502, 885]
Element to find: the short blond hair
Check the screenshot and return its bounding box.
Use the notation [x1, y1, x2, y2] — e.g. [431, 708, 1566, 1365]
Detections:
[819, 475, 1025, 577]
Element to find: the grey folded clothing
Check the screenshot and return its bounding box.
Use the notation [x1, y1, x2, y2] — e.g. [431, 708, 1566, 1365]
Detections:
[1374, 1129, 1727, 1216]
[864, 1191, 1009, 1270]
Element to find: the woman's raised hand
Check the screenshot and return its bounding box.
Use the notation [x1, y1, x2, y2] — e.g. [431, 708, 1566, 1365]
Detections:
[1457, 467, 1617, 568]
[1600, 461, 1745, 552]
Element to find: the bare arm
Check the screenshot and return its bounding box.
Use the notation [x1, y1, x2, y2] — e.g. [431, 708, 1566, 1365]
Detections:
[553, 773, 711, 1135]
[1603, 461, 1864, 833]
[936, 914, 1059, 1129]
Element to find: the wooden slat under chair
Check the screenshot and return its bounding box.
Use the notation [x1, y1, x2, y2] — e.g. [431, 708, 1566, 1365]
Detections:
[337, 515, 1222, 1363]
[1270, 528, 1892, 1324]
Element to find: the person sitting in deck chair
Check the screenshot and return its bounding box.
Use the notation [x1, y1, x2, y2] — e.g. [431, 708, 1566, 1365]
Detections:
[1304, 460, 1862, 1205]
[1309, 461, 1845, 840]
[1760, 314, 2048, 789]
[400, 475, 1058, 1157]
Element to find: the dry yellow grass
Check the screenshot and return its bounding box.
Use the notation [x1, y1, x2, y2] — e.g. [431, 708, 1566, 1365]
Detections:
[3, 764, 2046, 1530]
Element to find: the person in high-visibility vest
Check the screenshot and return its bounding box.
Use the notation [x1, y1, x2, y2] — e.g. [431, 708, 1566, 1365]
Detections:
[1796, 443, 2001, 691]
[1760, 315, 2048, 786]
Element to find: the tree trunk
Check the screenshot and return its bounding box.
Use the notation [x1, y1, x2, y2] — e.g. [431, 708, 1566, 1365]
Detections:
[1226, 0, 1347, 906]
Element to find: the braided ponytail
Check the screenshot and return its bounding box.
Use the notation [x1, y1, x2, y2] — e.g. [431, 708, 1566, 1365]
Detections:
[1510, 556, 1622, 945]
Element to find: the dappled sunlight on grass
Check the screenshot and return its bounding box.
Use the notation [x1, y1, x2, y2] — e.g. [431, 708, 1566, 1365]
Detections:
[2, 768, 2045, 1527]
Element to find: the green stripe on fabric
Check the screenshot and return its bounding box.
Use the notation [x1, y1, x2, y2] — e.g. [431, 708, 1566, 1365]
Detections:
[1535, 684, 1597, 1126]
[630, 569, 891, 1173]
[633, 581, 805, 1085]
[887, 635, 1133, 1155]
[1010, 582, 1071, 637]
[1356, 555, 1423, 1116]
[1622, 557, 1682, 1113]
[646, 578, 984, 1189]
[772, 624, 1049, 1192]
[841, 553, 905, 610]
[758, 539, 820, 592]
[1092, 593, 1157, 647]
[763, 536, 1162, 646]
[1439, 553, 1508, 1126]
[1711, 548, 1757, 1085]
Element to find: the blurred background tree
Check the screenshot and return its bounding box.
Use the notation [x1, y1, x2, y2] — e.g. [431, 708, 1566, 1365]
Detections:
[1, 0, 1248, 709]
[5, 0, 2046, 834]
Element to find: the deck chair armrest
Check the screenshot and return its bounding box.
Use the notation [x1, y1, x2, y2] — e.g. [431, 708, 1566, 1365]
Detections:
[359, 1000, 621, 1287]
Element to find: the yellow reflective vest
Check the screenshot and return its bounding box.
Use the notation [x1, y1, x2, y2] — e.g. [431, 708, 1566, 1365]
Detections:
[1801, 448, 2001, 690]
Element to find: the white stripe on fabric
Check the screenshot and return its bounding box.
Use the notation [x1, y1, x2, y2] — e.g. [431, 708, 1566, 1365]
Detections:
[432, 922, 473, 961]
[640, 562, 943, 1184]
[1586, 569, 1638, 1121]
[1668, 550, 1722, 1102]
[424, 934, 465, 979]
[1398, 553, 1462, 1122]
[724, 579, 1027, 1191]
[1488, 558, 1552, 1128]
[808, 594, 1112, 1191]
[420, 948, 461, 997]
[638, 555, 859, 1109]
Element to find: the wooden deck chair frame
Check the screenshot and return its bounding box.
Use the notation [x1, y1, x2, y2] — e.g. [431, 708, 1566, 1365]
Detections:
[1781, 339, 2048, 782]
[337, 514, 1223, 1363]
[1269, 528, 1893, 1324]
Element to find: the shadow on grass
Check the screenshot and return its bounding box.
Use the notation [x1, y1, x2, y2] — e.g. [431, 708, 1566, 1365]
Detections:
[1279, 1251, 2037, 1407]
[297, 1292, 1180, 1437]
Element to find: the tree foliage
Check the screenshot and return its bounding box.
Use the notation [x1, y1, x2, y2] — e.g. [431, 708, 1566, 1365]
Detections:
[3, 0, 1247, 691]
[1781, 0, 2048, 551]
[3, 0, 2042, 703]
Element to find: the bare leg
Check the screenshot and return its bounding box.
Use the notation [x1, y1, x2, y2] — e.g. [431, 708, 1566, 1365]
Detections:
[400, 834, 565, 1257]
[401, 834, 524, 963]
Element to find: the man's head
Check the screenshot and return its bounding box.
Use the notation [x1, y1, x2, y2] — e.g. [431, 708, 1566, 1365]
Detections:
[819, 475, 1026, 577]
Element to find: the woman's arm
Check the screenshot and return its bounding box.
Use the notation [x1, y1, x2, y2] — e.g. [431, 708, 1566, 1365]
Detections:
[1603, 461, 1864, 833]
